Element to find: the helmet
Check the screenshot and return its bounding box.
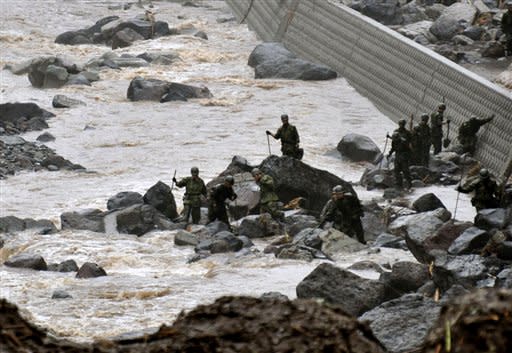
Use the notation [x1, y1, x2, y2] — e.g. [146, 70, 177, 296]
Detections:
[398, 119, 406, 126]
[332, 185, 343, 193]
[191, 167, 199, 175]
[479, 168, 489, 178]
[224, 175, 234, 185]
[421, 114, 429, 122]
[281, 114, 288, 120]
[251, 168, 262, 176]
[438, 104, 446, 111]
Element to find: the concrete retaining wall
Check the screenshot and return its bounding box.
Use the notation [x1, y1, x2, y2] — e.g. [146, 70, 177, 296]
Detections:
[226, 0, 512, 180]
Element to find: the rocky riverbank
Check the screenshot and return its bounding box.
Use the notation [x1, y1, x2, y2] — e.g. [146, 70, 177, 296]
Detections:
[345, 0, 512, 89]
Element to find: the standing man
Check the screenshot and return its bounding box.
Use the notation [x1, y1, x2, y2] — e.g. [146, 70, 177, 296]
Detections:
[430, 103, 446, 155]
[457, 169, 500, 211]
[411, 114, 431, 167]
[502, 1, 512, 56]
[251, 168, 284, 221]
[388, 119, 413, 190]
[457, 115, 494, 155]
[208, 175, 237, 227]
[266, 114, 303, 160]
[319, 185, 366, 244]
[173, 166, 207, 224]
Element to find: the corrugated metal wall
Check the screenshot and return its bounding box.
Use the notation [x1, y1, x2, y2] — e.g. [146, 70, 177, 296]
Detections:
[226, 0, 512, 181]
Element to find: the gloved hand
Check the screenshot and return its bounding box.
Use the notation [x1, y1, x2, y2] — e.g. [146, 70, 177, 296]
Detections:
[172, 177, 177, 183]
[265, 130, 271, 135]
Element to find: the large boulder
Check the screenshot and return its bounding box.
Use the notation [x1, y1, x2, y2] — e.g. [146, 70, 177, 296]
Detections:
[429, 3, 477, 41]
[127, 76, 212, 102]
[447, 227, 491, 255]
[412, 193, 446, 212]
[0, 102, 55, 123]
[209, 231, 244, 253]
[337, 133, 381, 162]
[0, 216, 57, 234]
[355, 0, 401, 25]
[55, 30, 92, 45]
[52, 94, 86, 108]
[28, 57, 72, 88]
[143, 181, 178, 220]
[360, 294, 441, 353]
[107, 191, 144, 210]
[111, 27, 145, 49]
[76, 262, 107, 278]
[114, 204, 175, 236]
[296, 263, 391, 316]
[237, 214, 283, 238]
[320, 228, 366, 258]
[379, 261, 430, 297]
[260, 155, 355, 214]
[248, 42, 337, 80]
[422, 289, 512, 353]
[389, 208, 451, 263]
[432, 253, 503, 291]
[4, 254, 47, 271]
[60, 209, 106, 233]
[474, 208, 511, 231]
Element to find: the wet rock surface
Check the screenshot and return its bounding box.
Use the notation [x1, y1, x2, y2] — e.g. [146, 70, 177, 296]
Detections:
[0, 296, 386, 353]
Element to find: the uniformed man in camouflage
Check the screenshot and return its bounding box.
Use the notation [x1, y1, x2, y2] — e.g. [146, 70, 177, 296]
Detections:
[319, 185, 366, 244]
[251, 168, 284, 221]
[173, 166, 207, 224]
[430, 103, 446, 155]
[457, 168, 500, 211]
[266, 114, 303, 159]
[502, 1, 512, 56]
[208, 175, 237, 227]
[388, 119, 412, 190]
[411, 114, 431, 167]
[457, 115, 494, 155]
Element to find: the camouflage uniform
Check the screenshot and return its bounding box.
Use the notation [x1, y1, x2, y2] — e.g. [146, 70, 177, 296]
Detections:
[458, 173, 500, 211]
[430, 109, 444, 155]
[319, 190, 365, 244]
[175, 176, 207, 224]
[388, 122, 412, 189]
[208, 183, 237, 226]
[411, 117, 431, 167]
[268, 115, 302, 159]
[256, 173, 284, 221]
[457, 116, 493, 155]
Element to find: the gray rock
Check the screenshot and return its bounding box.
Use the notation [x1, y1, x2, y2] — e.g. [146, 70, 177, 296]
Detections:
[276, 244, 314, 262]
[36, 132, 56, 142]
[61, 208, 106, 233]
[359, 294, 440, 353]
[495, 268, 512, 289]
[389, 209, 450, 263]
[432, 253, 502, 291]
[260, 292, 289, 301]
[296, 263, 390, 316]
[127, 76, 212, 102]
[115, 204, 170, 236]
[66, 73, 91, 86]
[497, 241, 512, 260]
[320, 228, 366, 257]
[379, 261, 430, 296]
[412, 193, 446, 212]
[397, 20, 434, 39]
[293, 227, 323, 249]
[238, 214, 283, 238]
[452, 34, 474, 45]
[174, 230, 198, 246]
[337, 133, 381, 162]
[372, 233, 408, 250]
[248, 42, 337, 81]
[210, 232, 244, 253]
[107, 191, 144, 210]
[76, 262, 107, 278]
[284, 214, 318, 237]
[4, 254, 47, 271]
[112, 27, 145, 49]
[448, 227, 490, 255]
[111, 57, 149, 68]
[45, 64, 69, 88]
[52, 95, 86, 108]
[429, 3, 476, 41]
[474, 208, 510, 231]
[238, 235, 254, 248]
[356, 0, 401, 25]
[347, 260, 385, 274]
[143, 181, 178, 220]
[52, 289, 73, 299]
[57, 259, 79, 272]
[3, 59, 34, 75]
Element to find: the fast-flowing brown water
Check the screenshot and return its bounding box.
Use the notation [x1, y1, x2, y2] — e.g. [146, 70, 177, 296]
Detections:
[0, 0, 475, 343]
